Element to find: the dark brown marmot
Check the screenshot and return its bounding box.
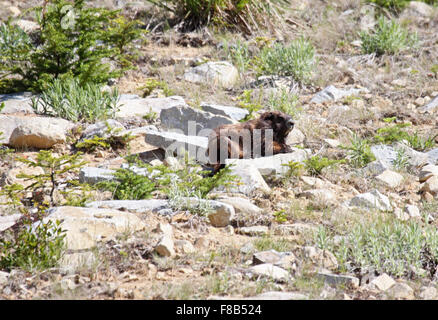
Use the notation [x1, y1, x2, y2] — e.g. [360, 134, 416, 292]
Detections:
[207, 111, 295, 174]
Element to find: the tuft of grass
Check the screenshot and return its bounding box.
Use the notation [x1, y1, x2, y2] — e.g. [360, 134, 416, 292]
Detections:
[267, 88, 301, 118]
[304, 156, 344, 176]
[31, 78, 120, 123]
[360, 17, 418, 55]
[316, 218, 438, 278]
[257, 38, 317, 83]
[342, 134, 376, 168]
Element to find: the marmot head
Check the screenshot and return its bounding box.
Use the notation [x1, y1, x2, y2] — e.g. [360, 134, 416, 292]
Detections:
[259, 111, 295, 139]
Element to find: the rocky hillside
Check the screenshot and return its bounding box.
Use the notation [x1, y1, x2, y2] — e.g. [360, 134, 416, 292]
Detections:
[0, 0, 438, 300]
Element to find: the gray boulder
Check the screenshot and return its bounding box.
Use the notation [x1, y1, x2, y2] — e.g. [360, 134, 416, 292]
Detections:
[183, 61, 239, 88]
[200, 103, 249, 121]
[160, 105, 235, 136]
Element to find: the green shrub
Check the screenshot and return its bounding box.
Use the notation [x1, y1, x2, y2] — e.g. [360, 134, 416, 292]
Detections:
[317, 219, 438, 278]
[360, 17, 418, 55]
[304, 156, 343, 176]
[257, 38, 317, 83]
[97, 157, 239, 202]
[31, 78, 120, 122]
[0, 215, 66, 272]
[0, 0, 145, 92]
[374, 120, 410, 144]
[97, 168, 158, 200]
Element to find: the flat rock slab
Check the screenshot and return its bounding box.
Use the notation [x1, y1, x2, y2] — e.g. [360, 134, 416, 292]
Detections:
[349, 189, 392, 211]
[216, 196, 263, 215]
[160, 105, 235, 136]
[115, 96, 187, 118]
[0, 92, 34, 114]
[247, 263, 290, 282]
[371, 144, 428, 169]
[79, 167, 115, 184]
[317, 272, 359, 288]
[237, 226, 269, 236]
[200, 102, 249, 121]
[311, 85, 368, 104]
[225, 149, 309, 176]
[41, 206, 146, 250]
[86, 200, 169, 213]
[218, 162, 271, 196]
[144, 129, 208, 162]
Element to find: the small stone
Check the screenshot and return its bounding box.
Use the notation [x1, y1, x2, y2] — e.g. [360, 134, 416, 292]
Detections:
[419, 165, 438, 183]
[298, 188, 336, 204]
[324, 138, 341, 148]
[317, 272, 359, 288]
[155, 235, 175, 257]
[0, 271, 9, 285]
[272, 223, 318, 236]
[419, 286, 437, 300]
[183, 61, 239, 88]
[391, 79, 407, 87]
[349, 189, 392, 211]
[303, 246, 338, 270]
[286, 129, 305, 145]
[175, 240, 196, 254]
[155, 222, 173, 237]
[370, 273, 396, 291]
[216, 197, 263, 216]
[394, 208, 409, 221]
[194, 237, 209, 249]
[248, 263, 290, 282]
[404, 205, 421, 219]
[375, 170, 404, 188]
[415, 97, 425, 106]
[253, 250, 295, 268]
[238, 226, 269, 236]
[421, 176, 438, 196]
[387, 282, 414, 299]
[163, 156, 183, 170]
[149, 159, 163, 166]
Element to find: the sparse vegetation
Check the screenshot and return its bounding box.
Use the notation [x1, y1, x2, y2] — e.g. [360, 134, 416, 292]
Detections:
[304, 156, 344, 176]
[31, 78, 120, 122]
[257, 38, 317, 83]
[343, 134, 376, 168]
[316, 218, 438, 278]
[0, 211, 66, 272]
[360, 17, 418, 55]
